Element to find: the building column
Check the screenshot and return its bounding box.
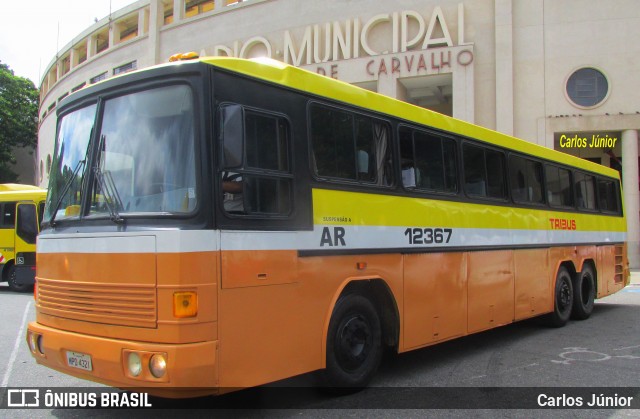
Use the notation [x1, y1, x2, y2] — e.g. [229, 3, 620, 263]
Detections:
[173, 0, 183, 22]
[452, 48, 475, 124]
[495, 0, 514, 135]
[148, 0, 163, 65]
[622, 129, 639, 269]
[70, 48, 77, 69]
[138, 8, 147, 37]
[56, 59, 63, 80]
[377, 76, 407, 102]
[108, 18, 116, 47]
[86, 36, 96, 59]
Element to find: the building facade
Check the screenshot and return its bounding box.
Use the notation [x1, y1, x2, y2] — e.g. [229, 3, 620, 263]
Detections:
[36, 0, 640, 266]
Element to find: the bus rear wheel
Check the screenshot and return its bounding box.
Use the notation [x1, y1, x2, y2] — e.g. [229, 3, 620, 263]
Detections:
[321, 293, 382, 391]
[7, 265, 30, 293]
[571, 265, 595, 320]
[547, 266, 573, 327]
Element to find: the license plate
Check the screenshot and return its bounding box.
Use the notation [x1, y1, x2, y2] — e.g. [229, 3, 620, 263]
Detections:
[66, 350, 93, 372]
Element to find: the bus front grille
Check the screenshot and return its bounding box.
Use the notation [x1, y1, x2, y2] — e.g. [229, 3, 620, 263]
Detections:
[36, 278, 157, 328]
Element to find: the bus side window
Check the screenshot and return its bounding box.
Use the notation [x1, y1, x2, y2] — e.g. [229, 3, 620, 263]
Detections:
[309, 103, 393, 187]
[2, 202, 16, 228]
[463, 144, 506, 199]
[219, 105, 293, 217]
[310, 105, 356, 180]
[545, 165, 573, 208]
[598, 178, 620, 214]
[399, 127, 457, 193]
[16, 203, 38, 244]
[509, 155, 544, 205]
[38, 202, 46, 229]
[400, 128, 416, 188]
[243, 111, 292, 215]
[575, 172, 597, 211]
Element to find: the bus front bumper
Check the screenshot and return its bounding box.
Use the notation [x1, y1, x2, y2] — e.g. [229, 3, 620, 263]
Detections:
[26, 321, 219, 398]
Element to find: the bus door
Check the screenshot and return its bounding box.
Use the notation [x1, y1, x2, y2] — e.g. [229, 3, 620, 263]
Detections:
[13, 202, 38, 289]
[0, 202, 16, 270]
[216, 99, 317, 387]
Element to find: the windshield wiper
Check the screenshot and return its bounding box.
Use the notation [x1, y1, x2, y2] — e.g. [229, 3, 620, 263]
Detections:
[48, 128, 96, 227]
[92, 134, 124, 224]
[48, 158, 86, 227]
[93, 167, 124, 224]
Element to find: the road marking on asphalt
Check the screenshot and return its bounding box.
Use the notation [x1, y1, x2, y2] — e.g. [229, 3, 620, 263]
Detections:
[466, 362, 539, 381]
[614, 344, 640, 351]
[551, 346, 640, 365]
[1, 300, 32, 387]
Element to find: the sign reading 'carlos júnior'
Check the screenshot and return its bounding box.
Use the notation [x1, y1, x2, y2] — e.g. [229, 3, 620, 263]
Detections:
[558, 133, 620, 149]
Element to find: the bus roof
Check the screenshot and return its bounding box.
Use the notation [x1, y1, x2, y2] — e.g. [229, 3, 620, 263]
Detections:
[0, 188, 47, 202]
[199, 56, 619, 179]
[58, 55, 619, 181]
[0, 183, 43, 192]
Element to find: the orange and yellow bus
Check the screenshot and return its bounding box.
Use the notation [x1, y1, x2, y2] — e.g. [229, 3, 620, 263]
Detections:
[0, 186, 46, 292]
[27, 56, 628, 397]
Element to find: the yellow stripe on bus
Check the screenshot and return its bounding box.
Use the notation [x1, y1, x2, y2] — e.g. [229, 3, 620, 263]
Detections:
[312, 188, 626, 232]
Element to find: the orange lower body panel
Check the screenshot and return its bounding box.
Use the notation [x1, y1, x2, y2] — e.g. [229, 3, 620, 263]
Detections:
[28, 243, 627, 396]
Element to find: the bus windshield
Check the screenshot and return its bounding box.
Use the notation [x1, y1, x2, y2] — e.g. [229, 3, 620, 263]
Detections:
[44, 104, 96, 222]
[45, 84, 198, 222]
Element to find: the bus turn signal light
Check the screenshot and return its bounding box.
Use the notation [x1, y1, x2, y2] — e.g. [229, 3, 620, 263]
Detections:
[173, 291, 197, 318]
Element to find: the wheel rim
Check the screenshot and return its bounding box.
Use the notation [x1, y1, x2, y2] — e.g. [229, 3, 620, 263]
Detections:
[558, 278, 571, 311]
[336, 314, 372, 372]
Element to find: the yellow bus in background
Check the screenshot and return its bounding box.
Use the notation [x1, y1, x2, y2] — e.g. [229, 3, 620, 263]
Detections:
[27, 56, 628, 397]
[0, 186, 46, 292]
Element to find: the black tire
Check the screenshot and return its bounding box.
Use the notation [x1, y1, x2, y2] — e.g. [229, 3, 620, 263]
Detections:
[547, 266, 574, 328]
[7, 265, 31, 293]
[320, 293, 382, 391]
[571, 265, 596, 320]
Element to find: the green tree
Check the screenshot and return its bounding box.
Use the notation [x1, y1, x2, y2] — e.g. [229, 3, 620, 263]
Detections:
[0, 61, 39, 182]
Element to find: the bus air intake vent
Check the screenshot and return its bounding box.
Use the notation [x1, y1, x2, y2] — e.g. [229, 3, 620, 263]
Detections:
[614, 244, 625, 283]
[36, 278, 157, 328]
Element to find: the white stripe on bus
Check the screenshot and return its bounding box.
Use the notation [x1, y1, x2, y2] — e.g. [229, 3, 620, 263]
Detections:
[37, 227, 625, 254]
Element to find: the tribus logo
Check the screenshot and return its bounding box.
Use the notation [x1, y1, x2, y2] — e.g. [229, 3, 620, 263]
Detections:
[549, 218, 577, 231]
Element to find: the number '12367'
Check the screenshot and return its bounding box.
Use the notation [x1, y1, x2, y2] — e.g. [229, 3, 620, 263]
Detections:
[404, 228, 453, 245]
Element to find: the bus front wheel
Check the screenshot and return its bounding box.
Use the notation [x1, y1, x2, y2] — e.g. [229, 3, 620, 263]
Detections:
[571, 265, 595, 320]
[547, 267, 574, 327]
[321, 293, 382, 391]
[7, 265, 30, 293]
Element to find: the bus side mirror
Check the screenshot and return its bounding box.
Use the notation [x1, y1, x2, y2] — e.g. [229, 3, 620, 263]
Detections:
[220, 104, 245, 169]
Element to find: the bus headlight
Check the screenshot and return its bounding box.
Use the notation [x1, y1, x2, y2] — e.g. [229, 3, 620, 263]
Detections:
[27, 332, 37, 354]
[26, 331, 44, 356]
[36, 334, 44, 355]
[149, 354, 167, 378]
[127, 352, 142, 377]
